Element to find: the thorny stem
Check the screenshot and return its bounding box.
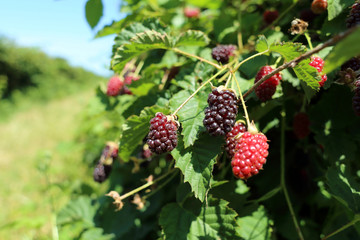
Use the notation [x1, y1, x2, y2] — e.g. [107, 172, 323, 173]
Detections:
[321, 215, 360, 240]
[173, 48, 222, 70]
[260, 0, 299, 34]
[234, 73, 251, 126]
[242, 26, 360, 99]
[118, 168, 177, 201]
[172, 68, 227, 116]
[280, 109, 305, 240]
[304, 32, 313, 50]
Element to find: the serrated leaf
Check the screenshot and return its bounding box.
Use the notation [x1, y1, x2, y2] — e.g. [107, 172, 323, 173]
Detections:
[328, 0, 353, 21]
[324, 27, 360, 74]
[85, 0, 103, 29]
[57, 196, 97, 228]
[169, 88, 209, 147]
[159, 199, 240, 240]
[270, 42, 306, 61]
[236, 205, 272, 240]
[175, 30, 210, 47]
[111, 30, 173, 72]
[118, 106, 170, 162]
[171, 134, 223, 201]
[326, 164, 360, 213]
[255, 35, 269, 53]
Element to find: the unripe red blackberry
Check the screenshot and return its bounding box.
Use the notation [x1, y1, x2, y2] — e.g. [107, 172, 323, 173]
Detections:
[293, 112, 311, 139]
[184, 7, 200, 18]
[211, 45, 237, 64]
[147, 113, 178, 154]
[347, 2, 360, 28]
[353, 80, 360, 116]
[93, 162, 112, 183]
[309, 56, 328, 87]
[263, 10, 279, 25]
[311, 0, 328, 14]
[124, 75, 140, 85]
[231, 124, 269, 179]
[225, 121, 247, 158]
[203, 87, 238, 136]
[254, 65, 282, 102]
[141, 144, 153, 159]
[106, 76, 123, 96]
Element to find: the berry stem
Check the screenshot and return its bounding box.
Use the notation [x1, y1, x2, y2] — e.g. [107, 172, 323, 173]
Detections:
[224, 73, 232, 88]
[233, 49, 270, 72]
[134, 59, 144, 76]
[321, 214, 360, 240]
[117, 168, 178, 201]
[172, 68, 227, 116]
[242, 25, 360, 99]
[234, 73, 251, 127]
[173, 48, 223, 70]
[143, 170, 178, 200]
[280, 110, 305, 240]
[304, 32, 313, 50]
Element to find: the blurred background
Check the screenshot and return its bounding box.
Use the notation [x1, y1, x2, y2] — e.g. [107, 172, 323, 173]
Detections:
[0, 0, 122, 238]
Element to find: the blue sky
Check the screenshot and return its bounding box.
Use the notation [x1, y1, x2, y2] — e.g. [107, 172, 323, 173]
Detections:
[0, 0, 124, 76]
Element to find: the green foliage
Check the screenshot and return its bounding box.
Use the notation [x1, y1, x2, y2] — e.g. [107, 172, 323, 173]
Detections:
[85, 0, 103, 29]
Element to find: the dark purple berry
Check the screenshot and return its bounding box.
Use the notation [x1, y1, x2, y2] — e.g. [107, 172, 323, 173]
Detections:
[225, 121, 247, 158]
[347, 2, 360, 28]
[211, 45, 237, 64]
[353, 80, 360, 116]
[93, 162, 112, 183]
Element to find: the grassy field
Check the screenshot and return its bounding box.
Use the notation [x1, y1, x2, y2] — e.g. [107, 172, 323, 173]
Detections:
[0, 90, 96, 239]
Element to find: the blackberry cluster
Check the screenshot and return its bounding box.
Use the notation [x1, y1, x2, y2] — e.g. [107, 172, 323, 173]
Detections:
[225, 121, 247, 158]
[106, 76, 124, 96]
[203, 88, 238, 136]
[353, 80, 360, 116]
[211, 45, 237, 64]
[341, 57, 360, 72]
[147, 113, 178, 154]
[293, 112, 311, 139]
[254, 66, 282, 102]
[231, 132, 269, 179]
[93, 162, 112, 183]
[347, 1, 360, 28]
[309, 56, 327, 87]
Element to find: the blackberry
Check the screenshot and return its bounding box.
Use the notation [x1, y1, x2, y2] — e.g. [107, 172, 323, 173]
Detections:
[225, 121, 247, 158]
[341, 57, 360, 72]
[106, 76, 123, 96]
[211, 45, 237, 64]
[347, 2, 360, 28]
[203, 87, 238, 136]
[147, 113, 178, 154]
[353, 80, 360, 116]
[93, 162, 112, 183]
[311, 0, 328, 14]
[293, 112, 311, 139]
[231, 127, 269, 180]
[300, 9, 317, 22]
[263, 10, 279, 25]
[309, 56, 327, 87]
[254, 65, 282, 102]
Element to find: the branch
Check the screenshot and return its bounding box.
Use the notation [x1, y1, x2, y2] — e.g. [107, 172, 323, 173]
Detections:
[242, 26, 360, 99]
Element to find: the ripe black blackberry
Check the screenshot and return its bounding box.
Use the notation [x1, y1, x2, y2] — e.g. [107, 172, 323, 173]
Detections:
[353, 80, 360, 116]
[93, 162, 112, 183]
[341, 57, 360, 72]
[211, 45, 237, 64]
[203, 87, 238, 136]
[225, 121, 247, 158]
[147, 113, 178, 154]
[347, 1, 360, 28]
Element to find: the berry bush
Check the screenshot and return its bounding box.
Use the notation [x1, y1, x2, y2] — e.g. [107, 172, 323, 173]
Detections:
[57, 0, 360, 239]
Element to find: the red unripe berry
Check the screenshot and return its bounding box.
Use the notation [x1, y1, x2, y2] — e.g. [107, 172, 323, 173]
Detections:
[309, 56, 327, 87]
[231, 132, 269, 179]
[293, 112, 311, 139]
[106, 76, 123, 96]
[225, 122, 247, 158]
[311, 0, 328, 14]
[263, 10, 279, 25]
[254, 65, 282, 102]
[184, 7, 200, 18]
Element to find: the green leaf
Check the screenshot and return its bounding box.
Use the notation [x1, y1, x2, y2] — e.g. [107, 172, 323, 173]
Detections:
[326, 164, 360, 213]
[171, 134, 223, 201]
[327, 0, 354, 21]
[324, 27, 360, 74]
[270, 42, 306, 61]
[247, 186, 281, 204]
[169, 87, 209, 147]
[85, 0, 103, 29]
[175, 30, 210, 47]
[80, 228, 114, 240]
[159, 199, 240, 240]
[255, 35, 269, 53]
[118, 106, 170, 162]
[57, 196, 97, 228]
[236, 205, 272, 240]
[111, 30, 173, 72]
